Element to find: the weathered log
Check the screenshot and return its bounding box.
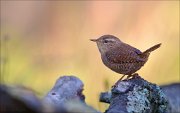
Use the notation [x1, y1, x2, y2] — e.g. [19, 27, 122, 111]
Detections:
[100, 74, 169, 113]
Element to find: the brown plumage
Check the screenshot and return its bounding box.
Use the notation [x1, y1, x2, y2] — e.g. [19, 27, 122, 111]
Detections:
[90, 35, 161, 80]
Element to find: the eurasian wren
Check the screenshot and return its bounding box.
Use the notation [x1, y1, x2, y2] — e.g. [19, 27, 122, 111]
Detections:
[90, 35, 161, 80]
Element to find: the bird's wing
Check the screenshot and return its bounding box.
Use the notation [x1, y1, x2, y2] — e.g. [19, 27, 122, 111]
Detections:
[105, 44, 144, 64]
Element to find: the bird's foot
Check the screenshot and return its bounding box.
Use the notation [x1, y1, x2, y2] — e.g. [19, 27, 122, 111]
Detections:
[126, 75, 132, 80]
[126, 73, 139, 80]
[112, 83, 118, 89]
[112, 73, 139, 88]
[132, 73, 139, 78]
[112, 75, 126, 88]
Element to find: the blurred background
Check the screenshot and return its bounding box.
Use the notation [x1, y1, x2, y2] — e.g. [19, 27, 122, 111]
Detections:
[0, 1, 179, 111]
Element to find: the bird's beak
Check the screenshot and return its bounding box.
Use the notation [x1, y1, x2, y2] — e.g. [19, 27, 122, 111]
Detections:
[90, 39, 97, 42]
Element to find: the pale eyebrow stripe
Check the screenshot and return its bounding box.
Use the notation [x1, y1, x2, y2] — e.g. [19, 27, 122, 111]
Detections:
[105, 38, 115, 42]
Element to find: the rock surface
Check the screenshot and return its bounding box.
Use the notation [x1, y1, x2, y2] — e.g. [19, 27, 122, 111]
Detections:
[161, 83, 180, 113]
[1, 75, 177, 113]
[43, 75, 99, 113]
[100, 75, 168, 113]
[0, 76, 99, 113]
[44, 76, 85, 106]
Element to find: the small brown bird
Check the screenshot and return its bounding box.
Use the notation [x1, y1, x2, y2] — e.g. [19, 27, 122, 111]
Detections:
[90, 35, 161, 81]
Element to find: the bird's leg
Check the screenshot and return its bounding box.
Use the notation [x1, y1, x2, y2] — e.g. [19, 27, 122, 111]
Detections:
[112, 75, 126, 88]
[119, 74, 126, 81]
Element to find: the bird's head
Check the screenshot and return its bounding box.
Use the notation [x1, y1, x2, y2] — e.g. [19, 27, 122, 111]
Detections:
[90, 35, 122, 54]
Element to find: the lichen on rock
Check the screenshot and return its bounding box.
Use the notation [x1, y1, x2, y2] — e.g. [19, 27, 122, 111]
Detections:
[100, 75, 169, 113]
[126, 86, 150, 113]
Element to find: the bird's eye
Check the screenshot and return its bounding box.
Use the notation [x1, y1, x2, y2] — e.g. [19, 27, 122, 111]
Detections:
[104, 40, 108, 43]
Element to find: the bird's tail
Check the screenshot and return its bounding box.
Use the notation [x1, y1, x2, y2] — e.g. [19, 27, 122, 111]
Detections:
[142, 43, 161, 55]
